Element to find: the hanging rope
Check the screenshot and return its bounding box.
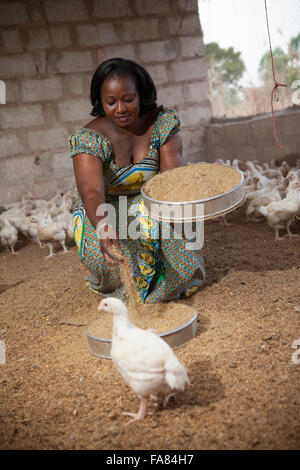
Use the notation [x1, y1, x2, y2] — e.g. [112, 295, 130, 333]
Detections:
[264, 0, 287, 149]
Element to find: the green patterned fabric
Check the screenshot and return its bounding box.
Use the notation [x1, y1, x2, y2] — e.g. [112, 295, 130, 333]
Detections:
[69, 106, 205, 303]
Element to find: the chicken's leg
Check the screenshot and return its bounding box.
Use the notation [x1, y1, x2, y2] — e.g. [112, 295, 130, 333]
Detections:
[59, 240, 69, 254]
[163, 392, 175, 408]
[286, 221, 300, 239]
[219, 215, 232, 226]
[151, 392, 175, 408]
[44, 243, 55, 259]
[122, 396, 150, 425]
[36, 237, 44, 248]
[274, 227, 286, 242]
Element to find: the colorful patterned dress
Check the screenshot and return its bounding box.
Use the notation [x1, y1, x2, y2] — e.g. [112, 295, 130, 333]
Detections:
[69, 105, 205, 303]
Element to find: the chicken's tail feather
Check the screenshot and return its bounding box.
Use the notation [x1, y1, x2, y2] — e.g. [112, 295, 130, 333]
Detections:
[165, 355, 190, 391]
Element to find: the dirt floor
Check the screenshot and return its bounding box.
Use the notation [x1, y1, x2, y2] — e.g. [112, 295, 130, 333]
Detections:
[0, 208, 300, 450]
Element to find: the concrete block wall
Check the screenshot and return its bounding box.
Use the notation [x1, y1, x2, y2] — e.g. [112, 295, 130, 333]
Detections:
[202, 105, 300, 165]
[0, 0, 210, 205]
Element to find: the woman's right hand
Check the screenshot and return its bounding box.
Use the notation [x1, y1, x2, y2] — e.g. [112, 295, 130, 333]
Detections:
[97, 222, 124, 264]
[73, 153, 124, 264]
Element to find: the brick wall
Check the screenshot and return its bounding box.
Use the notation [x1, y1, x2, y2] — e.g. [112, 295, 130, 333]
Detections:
[0, 0, 210, 205]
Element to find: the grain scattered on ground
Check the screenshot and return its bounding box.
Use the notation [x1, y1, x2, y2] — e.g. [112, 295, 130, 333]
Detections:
[0, 209, 300, 450]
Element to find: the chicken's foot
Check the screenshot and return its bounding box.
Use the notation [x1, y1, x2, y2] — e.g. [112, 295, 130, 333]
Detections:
[44, 243, 55, 259]
[122, 397, 151, 425]
[163, 392, 176, 408]
[10, 246, 17, 255]
[59, 241, 69, 254]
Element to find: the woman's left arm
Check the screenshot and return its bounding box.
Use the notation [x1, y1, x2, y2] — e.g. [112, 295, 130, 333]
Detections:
[159, 132, 182, 172]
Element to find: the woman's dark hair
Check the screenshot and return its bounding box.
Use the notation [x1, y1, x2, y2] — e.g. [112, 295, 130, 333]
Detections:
[90, 58, 157, 117]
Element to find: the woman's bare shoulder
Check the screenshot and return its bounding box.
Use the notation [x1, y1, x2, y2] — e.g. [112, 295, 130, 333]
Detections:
[83, 116, 110, 138]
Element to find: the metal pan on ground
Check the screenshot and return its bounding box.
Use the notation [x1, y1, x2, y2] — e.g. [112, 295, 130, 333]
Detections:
[141, 165, 245, 223]
[86, 309, 198, 359]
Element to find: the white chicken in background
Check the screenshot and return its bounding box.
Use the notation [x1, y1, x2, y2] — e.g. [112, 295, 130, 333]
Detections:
[0, 205, 25, 253]
[24, 191, 63, 216]
[98, 298, 190, 425]
[49, 191, 73, 219]
[278, 161, 290, 178]
[246, 177, 282, 220]
[54, 210, 74, 244]
[259, 176, 300, 241]
[6, 213, 42, 248]
[243, 176, 260, 197]
[30, 212, 69, 258]
[214, 158, 246, 225]
[2, 191, 35, 212]
[244, 178, 269, 202]
[245, 160, 271, 189]
[0, 189, 76, 255]
[0, 217, 18, 254]
[277, 175, 291, 199]
[18, 217, 44, 247]
[49, 191, 75, 245]
[264, 167, 283, 179]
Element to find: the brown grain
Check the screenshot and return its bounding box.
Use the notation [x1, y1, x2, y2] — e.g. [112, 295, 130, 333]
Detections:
[88, 302, 195, 338]
[143, 163, 242, 202]
[1, 211, 300, 450]
[90, 245, 196, 338]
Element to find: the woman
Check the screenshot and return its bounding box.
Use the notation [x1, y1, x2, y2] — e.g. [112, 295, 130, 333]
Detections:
[69, 58, 205, 303]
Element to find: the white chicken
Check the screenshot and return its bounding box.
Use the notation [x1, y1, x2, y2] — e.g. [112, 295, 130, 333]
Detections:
[245, 160, 271, 188]
[244, 177, 279, 208]
[277, 175, 290, 199]
[258, 178, 300, 241]
[3, 191, 34, 212]
[0, 217, 18, 254]
[246, 180, 282, 220]
[98, 297, 190, 425]
[15, 216, 43, 247]
[30, 213, 69, 258]
[49, 191, 73, 219]
[55, 211, 74, 243]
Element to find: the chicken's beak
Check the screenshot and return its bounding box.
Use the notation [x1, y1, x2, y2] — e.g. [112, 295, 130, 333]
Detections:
[97, 300, 107, 313]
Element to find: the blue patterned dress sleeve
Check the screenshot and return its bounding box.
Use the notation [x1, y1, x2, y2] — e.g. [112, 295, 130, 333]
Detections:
[69, 128, 112, 163]
[157, 107, 181, 146]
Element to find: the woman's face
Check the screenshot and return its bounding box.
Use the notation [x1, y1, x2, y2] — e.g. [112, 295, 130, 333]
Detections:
[100, 74, 140, 129]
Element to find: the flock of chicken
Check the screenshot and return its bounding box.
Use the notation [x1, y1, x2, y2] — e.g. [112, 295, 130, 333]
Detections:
[216, 157, 300, 241]
[0, 190, 76, 257]
[1, 158, 300, 255]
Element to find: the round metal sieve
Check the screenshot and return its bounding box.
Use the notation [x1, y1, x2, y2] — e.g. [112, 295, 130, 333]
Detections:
[141, 164, 245, 223]
[86, 309, 198, 360]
